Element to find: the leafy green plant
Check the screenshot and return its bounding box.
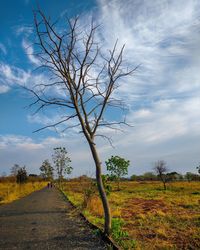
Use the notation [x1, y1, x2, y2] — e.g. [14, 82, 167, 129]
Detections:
[101, 175, 112, 195]
[93, 228, 101, 236]
[40, 159, 54, 180]
[82, 180, 96, 209]
[111, 218, 137, 249]
[106, 155, 130, 190]
[111, 218, 128, 241]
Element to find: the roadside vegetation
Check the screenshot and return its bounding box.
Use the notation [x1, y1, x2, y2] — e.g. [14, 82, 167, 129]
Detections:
[1, 151, 199, 249]
[0, 147, 72, 206]
[0, 176, 47, 205]
[62, 177, 200, 249]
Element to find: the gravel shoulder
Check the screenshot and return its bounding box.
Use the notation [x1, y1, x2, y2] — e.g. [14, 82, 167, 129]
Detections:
[0, 186, 107, 250]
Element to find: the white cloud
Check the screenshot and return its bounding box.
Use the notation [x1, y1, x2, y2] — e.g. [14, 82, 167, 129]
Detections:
[123, 97, 200, 144]
[1, 0, 200, 176]
[15, 26, 33, 36]
[0, 63, 31, 87]
[91, 0, 200, 105]
[0, 62, 53, 93]
[81, 0, 200, 174]
[0, 134, 94, 176]
[0, 85, 10, 94]
[22, 39, 40, 65]
[0, 135, 43, 150]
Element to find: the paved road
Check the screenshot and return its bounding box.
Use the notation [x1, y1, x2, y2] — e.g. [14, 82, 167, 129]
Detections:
[0, 186, 107, 250]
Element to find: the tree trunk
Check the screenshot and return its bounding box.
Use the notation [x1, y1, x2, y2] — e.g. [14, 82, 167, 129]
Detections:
[163, 181, 166, 190]
[89, 142, 111, 235]
[160, 174, 167, 190]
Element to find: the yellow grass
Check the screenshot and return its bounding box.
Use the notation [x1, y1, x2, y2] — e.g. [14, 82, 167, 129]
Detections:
[63, 180, 200, 249]
[0, 181, 47, 205]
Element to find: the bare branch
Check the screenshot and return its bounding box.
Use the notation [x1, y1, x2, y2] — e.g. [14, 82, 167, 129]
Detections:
[33, 114, 77, 133]
[95, 134, 115, 148]
[28, 10, 138, 141]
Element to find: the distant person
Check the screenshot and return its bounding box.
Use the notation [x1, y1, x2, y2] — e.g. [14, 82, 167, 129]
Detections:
[47, 183, 50, 188]
[50, 182, 53, 188]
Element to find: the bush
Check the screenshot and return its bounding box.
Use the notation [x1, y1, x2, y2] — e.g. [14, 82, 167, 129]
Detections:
[16, 167, 28, 184]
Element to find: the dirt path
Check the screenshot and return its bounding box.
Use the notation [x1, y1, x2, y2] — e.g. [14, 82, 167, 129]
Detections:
[0, 186, 107, 250]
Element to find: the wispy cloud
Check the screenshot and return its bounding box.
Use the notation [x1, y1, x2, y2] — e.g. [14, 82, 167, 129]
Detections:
[0, 62, 51, 94]
[0, 134, 93, 176]
[0, 43, 7, 55]
[27, 113, 81, 136]
[0, 85, 10, 94]
[15, 25, 33, 37]
[1, 0, 200, 175]
[126, 97, 200, 144]
[0, 134, 43, 150]
[82, 0, 200, 173]
[94, 0, 200, 105]
[0, 63, 31, 87]
[22, 39, 40, 65]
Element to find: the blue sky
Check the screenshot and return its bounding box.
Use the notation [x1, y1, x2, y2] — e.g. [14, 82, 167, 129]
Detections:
[0, 0, 200, 177]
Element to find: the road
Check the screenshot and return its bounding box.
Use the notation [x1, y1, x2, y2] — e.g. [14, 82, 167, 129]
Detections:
[0, 186, 107, 249]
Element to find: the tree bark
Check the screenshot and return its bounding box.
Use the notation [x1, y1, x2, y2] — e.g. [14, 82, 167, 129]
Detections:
[89, 142, 111, 235]
[163, 181, 166, 190]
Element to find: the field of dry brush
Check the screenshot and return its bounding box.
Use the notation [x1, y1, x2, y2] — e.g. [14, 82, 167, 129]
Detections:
[63, 180, 200, 249]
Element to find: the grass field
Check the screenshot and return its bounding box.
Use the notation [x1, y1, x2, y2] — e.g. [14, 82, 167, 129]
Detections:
[0, 181, 47, 205]
[62, 180, 200, 249]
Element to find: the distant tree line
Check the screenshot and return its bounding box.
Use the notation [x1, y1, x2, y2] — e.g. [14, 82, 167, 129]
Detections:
[130, 171, 200, 182]
[0, 164, 45, 183]
[0, 147, 73, 185]
[1, 155, 199, 189]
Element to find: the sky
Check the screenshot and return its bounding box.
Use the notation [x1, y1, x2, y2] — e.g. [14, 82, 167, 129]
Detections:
[0, 0, 200, 177]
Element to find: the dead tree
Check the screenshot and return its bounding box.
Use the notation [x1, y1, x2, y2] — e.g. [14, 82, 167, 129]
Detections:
[28, 10, 137, 235]
[154, 160, 168, 190]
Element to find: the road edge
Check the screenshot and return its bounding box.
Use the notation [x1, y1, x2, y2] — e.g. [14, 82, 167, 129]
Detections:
[58, 188, 122, 250]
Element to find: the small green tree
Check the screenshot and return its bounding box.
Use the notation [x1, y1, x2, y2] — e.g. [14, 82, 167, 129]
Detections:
[52, 147, 72, 188]
[16, 166, 28, 184]
[106, 156, 130, 190]
[40, 160, 54, 180]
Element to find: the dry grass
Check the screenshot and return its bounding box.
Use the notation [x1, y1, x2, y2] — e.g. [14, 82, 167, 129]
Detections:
[63, 180, 200, 249]
[0, 181, 47, 205]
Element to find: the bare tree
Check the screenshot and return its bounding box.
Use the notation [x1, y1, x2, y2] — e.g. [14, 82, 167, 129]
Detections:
[28, 9, 137, 235]
[10, 164, 20, 177]
[154, 160, 168, 190]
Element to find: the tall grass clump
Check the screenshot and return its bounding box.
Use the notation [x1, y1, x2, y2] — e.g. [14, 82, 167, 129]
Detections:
[0, 181, 47, 205]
